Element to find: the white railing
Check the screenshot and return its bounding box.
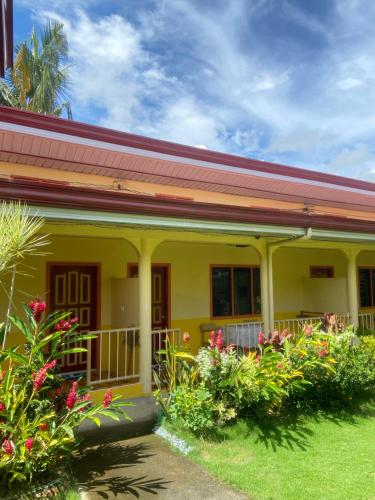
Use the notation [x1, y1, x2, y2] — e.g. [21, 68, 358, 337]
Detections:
[274, 313, 350, 334]
[359, 312, 375, 330]
[87, 327, 140, 386]
[224, 321, 264, 349]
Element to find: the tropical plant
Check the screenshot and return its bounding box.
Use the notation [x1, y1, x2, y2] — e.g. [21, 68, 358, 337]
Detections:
[0, 202, 49, 349]
[0, 21, 72, 118]
[0, 301, 131, 488]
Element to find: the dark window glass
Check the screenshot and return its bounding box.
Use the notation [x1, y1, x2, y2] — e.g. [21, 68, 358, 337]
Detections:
[359, 269, 372, 307]
[233, 268, 251, 316]
[212, 267, 232, 317]
[252, 267, 261, 314]
[310, 266, 334, 278]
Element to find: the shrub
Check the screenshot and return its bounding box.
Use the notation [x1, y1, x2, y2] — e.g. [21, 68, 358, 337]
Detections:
[0, 302, 131, 489]
[155, 325, 375, 433]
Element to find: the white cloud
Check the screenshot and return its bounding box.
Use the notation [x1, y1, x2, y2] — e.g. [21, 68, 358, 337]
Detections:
[21, 0, 375, 178]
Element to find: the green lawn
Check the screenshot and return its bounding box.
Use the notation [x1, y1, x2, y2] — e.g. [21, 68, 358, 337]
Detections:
[172, 401, 375, 500]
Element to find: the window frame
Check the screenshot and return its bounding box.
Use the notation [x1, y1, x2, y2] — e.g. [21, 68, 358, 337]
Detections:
[209, 264, 261, 320]
[358, 267, 375, 308]
[309, 265, 335, 278]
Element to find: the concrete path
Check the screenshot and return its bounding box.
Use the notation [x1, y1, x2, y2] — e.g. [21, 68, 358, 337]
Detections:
[74, 434, 249, 500]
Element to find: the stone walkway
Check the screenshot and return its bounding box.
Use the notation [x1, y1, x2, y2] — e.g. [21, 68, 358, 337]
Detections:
[74, 434, 249, 499]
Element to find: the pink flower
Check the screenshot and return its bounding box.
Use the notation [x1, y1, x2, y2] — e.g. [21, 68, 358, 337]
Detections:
[0, 402, 5, 412]
[39, 422, 48, 432]
[258, 332, 265, 345]
[210, 330, 216, 348]
[2, 439, 14, 455]
[276, 362, 283, 369]
[25, 438, 34, 451]
[66, 381, 78, 410]
[32, 360, 57, 392]
[55, 317, 78, 332]
[28, 298, 46, 322]
[319, 348, 328, 358]
[304, 325, 313, 336]
[183, 332, 190, 344]
[216, 330, 224, 352]
[103, 390, 113, 408]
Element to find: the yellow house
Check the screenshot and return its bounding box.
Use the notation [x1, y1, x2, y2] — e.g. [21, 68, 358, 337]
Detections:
[0, 106, 374, 400]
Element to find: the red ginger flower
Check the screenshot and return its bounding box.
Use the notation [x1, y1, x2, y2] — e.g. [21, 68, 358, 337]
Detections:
[25, 438, 33, 451]
[55, 317, 78, 332]
[39, 422, 48, 432]
[103, 390, 113, 408]
[210, 330, 216, 348]
[66, 381, 78, 410]
[28, 298, 46, 322]
[182, 332, 190, 344]
[258, 332, 265, 345]
[32, 360, 57, 392]
[2, 439, 14, 455]
[216, 330, 224, 352]
[0, 402, 5, 412]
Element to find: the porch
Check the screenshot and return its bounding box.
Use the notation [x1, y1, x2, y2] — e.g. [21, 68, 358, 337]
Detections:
[3, 214, 375, 398]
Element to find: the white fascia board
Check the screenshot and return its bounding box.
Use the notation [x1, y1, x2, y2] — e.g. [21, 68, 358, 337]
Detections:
[28, 205, 305, 238]
[311, 229, 375, 243]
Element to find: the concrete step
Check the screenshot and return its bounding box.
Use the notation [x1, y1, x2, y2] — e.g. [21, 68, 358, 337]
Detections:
[77, 396, 160, 445]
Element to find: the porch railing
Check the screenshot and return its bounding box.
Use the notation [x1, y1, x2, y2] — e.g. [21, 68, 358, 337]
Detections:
[87, 327, 140, 386]
[358, 312, 375, 330]
[224, 321, 264, 349]
[274, 313, 350, 334]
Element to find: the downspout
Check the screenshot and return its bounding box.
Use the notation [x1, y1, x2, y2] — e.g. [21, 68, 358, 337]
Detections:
[267, 227, 312, 332]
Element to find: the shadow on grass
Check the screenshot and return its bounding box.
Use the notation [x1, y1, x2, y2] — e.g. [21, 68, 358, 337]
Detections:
[199, 396, 375, 453]
[74, 441, 172, 498]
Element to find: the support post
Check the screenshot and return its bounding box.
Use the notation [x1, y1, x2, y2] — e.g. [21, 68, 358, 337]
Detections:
[267, 245, 276, 333]
[259, 246, 270, 334]
[138, 238, 162, 394]
[344, 248, 360, 328]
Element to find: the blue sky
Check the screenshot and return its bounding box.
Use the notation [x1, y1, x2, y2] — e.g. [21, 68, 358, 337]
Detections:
[14, 0, 375, 180]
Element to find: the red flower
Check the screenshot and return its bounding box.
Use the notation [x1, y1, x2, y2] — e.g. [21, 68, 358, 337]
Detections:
[28, 298, 46, 322]
[55, 317, 78, 332]
[183, 332, 190, 344]
[0, 402, 5, 412]
[276, 362, 284, 369]
[25, 438, 34, 451]
[32, 360, 57, 392]
[216, 330, 224, 352]
[304, 325, 313, 336]
[39, 422, 48, 432]
[103, 390, 113, 408]
[210, 330, 216, 348]
[258, 332, 265, 345]
[319, 348, 328, 358]
[2, 439, 14, 455]
[66, 381, 78, 410]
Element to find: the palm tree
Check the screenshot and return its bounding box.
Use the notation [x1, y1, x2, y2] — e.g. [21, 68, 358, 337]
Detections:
[0, 21, 72, 118]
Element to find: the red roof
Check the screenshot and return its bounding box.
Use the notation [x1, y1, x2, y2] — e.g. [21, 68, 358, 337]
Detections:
[0, 106, 374, 220]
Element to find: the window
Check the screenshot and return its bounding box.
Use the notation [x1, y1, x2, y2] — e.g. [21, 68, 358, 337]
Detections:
[211, 266, 260, 318]
[359, 268, 375, 307]
[310, 266, 335, 278]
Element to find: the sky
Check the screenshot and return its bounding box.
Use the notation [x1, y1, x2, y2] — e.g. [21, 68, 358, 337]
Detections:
[13, 0, 375, 180]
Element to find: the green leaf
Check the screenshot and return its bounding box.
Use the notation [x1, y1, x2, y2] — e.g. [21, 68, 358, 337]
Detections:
[8, 315, 33, 343]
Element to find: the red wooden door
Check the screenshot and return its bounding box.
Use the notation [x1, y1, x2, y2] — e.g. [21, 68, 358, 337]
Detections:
[151, 266, 168, 330]
[49, 264, 99, 373]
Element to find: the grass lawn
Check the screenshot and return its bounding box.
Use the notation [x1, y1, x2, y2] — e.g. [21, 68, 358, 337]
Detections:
[172, 401, 375, 500]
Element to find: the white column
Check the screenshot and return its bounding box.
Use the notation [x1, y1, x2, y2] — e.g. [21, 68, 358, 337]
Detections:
[259, 247, 270, 334]
[138, 239, 155, 394]
[344, 248, 360, 327]
[267, 245, 276, 332]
